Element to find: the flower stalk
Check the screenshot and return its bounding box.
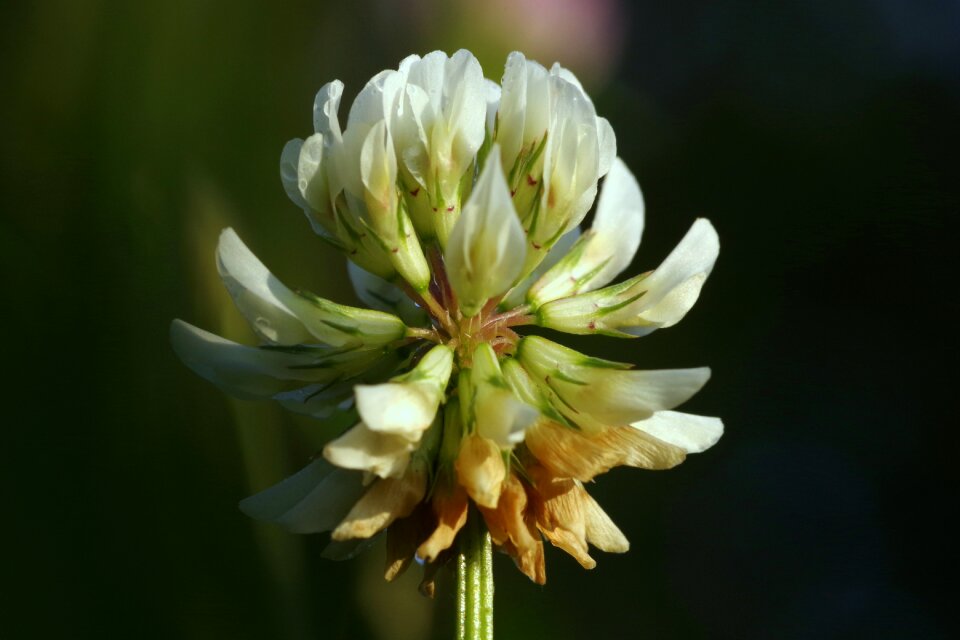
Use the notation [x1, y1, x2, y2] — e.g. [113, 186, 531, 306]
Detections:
[458, 512, 494, 640]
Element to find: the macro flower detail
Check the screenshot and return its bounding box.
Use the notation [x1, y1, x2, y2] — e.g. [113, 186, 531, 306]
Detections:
[172, 49, 722, 599]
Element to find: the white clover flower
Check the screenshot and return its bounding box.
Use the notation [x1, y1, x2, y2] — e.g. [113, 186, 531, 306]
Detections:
[172, 50, 722, 595]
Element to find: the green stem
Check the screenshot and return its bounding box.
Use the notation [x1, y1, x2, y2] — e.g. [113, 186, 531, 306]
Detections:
[457, 513, 494, 640]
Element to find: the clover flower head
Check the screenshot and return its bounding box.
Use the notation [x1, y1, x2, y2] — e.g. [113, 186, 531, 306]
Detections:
[172, 49, 722, 592]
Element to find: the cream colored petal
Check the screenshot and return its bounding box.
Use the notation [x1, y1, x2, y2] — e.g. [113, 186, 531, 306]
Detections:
[323, 422, 415, 479]
[475, 386, 539, 448]
[631, 410, 724, 454]
[238, 459, 366, 533]
[455, 434, 506, 509]
[354, 344, 452, 440]
[445, 146, 527, 316]
[216, 227, 313, 344]
[354, 383, 438, 441]
[170, 320, 338, 399]
[331, 468, 427, 540]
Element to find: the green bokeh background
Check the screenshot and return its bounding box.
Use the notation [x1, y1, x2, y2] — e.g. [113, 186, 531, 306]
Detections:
[3, 1, 956, 638]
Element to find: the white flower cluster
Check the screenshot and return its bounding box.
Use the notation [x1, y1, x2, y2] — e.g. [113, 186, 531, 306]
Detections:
[172, 50, 722, 588]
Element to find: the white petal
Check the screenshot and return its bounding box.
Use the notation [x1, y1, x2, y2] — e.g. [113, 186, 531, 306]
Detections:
[444, 50, 487, 166]
[216, 228, 313, 344]
[517, 335, 711, 429]
[323, 423, 414, 479]
[360, 120, 398, 221]
[354, 344, 452, 439]
[483, 78, 501, 135]
[347, 69, 402, 130]
[239, 459, 366, 533]
[297, 133, 330, 215]
[596, 117, 617, 178]
[527, 157, 643, 306]
[501, 226, 580, 309]
[280, 138, 308, 210]
[580, 157, 644, 288]
[497, 52, 550, 173]
[631, 410, 724, 454]
[169, 320, 333, 399]
[313, 80, 344, 140]
[623, 218, 719, 333]
[475, 387, 539, 448]
[445, 145, 527, 316]
[468, 344, 539, 448]
[354, 383, 437, 441]
[218, 230, 405, 348]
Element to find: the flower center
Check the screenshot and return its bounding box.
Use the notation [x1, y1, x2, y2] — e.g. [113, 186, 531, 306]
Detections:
[404, 248, 533, 367]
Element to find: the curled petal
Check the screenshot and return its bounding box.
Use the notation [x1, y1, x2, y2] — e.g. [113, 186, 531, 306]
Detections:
[216, 228, 407, 348]
[216, 227, 313, 345]
[479, 474, 546, 584]
[417, 481, 469, 563]
[582, 491, 629, 554]
[332, 465, 427, 540]
[528, 467, 594, 569]
[313, 80, 344, 140]
[621, 218, 719, 335]
[631, 410, 724, 454]
[538, 219, 719, 337]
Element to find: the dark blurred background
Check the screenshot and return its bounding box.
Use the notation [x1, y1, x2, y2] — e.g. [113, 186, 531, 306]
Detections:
[3, 1, 957, 638]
